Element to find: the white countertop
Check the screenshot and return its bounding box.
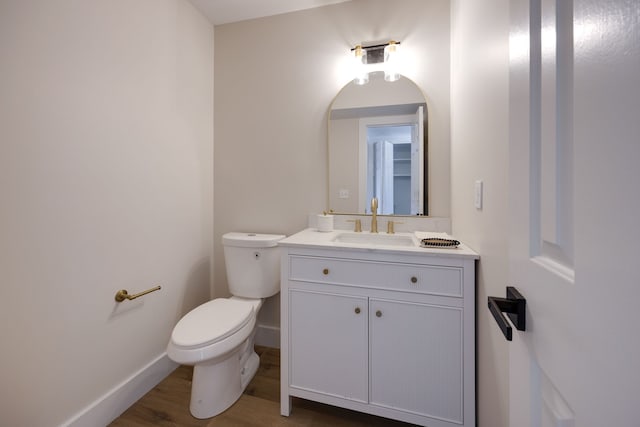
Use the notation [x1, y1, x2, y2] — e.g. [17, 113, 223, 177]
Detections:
[279, 228, 479, 259]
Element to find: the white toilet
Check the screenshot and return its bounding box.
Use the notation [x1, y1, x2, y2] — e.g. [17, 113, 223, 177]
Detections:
[167, 232, 285, 419]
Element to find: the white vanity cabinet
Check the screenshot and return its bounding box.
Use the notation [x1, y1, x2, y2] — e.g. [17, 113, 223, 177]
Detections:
[280, 231, 478, 427]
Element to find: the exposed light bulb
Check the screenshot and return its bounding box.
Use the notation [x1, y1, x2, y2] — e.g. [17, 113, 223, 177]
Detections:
[353, 45, 369, 85]
[384, 41, 400, 82]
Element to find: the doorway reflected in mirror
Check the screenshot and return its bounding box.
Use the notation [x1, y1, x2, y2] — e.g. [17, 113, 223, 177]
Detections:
[364, 109, 423, 215]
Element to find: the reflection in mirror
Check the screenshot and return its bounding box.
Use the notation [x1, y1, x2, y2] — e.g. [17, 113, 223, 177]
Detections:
[329, 72, 427, 215]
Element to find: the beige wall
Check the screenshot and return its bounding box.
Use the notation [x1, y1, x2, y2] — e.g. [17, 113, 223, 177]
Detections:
[0, 1, 213, 425]
[450, 1, 510, 427]
[328, 117, 359, 213]
[213, 0, 451, 326]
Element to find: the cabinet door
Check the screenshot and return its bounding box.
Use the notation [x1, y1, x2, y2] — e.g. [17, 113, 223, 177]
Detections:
[370, 298, 463, 424]
[289, 289, 368, 402]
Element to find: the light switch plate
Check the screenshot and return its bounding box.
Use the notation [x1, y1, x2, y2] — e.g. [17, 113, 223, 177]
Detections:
[474, 180, 483, 209]
[339, 188, 349, 199]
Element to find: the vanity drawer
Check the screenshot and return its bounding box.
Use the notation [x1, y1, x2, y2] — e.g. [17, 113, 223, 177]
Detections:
[289, 255, 463, 298]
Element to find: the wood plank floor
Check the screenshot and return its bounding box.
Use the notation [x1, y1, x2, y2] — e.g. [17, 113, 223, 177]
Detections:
[110, 346, 416, 426]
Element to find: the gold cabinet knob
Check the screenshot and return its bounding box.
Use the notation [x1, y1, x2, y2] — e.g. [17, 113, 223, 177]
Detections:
[355, 307, 361, 314]
[410, 276, 418, 284]
[376, 310, 382, 318]
[323, 268, 329, 275]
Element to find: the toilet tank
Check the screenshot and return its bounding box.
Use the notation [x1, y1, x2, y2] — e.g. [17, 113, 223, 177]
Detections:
[222, 232, 286, 298]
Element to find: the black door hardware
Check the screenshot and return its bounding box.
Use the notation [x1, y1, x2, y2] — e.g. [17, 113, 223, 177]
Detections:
[488, 286, 526, 341]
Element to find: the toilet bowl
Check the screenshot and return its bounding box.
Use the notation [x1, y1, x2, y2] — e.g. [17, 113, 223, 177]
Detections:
[167, 232, 284, 419]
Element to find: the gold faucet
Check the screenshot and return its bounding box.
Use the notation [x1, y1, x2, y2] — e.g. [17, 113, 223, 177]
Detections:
[370, 197, 378, 233]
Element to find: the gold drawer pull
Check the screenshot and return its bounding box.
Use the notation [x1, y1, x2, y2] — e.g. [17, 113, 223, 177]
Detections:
[323, 268, 329, 275]
[376, 310, 382, 318]
[410, 276, 418, 284]
[115, 286, 161, 302]
[355, 307, 361, 314]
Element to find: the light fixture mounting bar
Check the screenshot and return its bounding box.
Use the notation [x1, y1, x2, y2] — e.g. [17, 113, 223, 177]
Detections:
[350, 41, 401, 51]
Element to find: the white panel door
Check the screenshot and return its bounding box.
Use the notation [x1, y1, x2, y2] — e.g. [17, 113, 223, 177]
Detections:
[372, 141, 395, 214]
[508, 0, 640, 426]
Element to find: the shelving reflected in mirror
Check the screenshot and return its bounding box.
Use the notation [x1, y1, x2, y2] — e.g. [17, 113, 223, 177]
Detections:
[328, 72, 428, 215]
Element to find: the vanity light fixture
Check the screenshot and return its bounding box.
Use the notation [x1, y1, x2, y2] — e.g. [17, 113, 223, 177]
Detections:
[351, 40, 402, 85]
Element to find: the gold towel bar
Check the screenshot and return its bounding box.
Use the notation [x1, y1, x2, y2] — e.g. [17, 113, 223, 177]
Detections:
[115, 286, 161, 302]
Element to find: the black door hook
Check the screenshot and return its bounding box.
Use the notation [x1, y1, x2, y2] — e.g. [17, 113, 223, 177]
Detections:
[488, 286, 526, 341]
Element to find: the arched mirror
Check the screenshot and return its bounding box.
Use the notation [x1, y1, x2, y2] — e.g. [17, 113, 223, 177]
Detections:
[328, 72, 428, 215]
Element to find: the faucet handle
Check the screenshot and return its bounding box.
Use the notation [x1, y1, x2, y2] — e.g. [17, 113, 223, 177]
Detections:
[371, 197, 378, 213]
[387, 220, 404, 234]
[347, 219, 362, 232]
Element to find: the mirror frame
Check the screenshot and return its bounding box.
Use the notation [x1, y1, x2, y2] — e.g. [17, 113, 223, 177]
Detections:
[327, 72, 429, 217]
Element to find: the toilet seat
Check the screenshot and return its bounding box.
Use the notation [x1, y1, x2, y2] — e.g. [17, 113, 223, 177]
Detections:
[171, 298, 255, 349]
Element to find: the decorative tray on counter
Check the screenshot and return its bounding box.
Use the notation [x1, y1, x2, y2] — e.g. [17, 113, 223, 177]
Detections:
[420, 238, 460, 249]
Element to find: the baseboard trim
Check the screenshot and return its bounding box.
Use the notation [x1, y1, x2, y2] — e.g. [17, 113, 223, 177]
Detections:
[62, 352, 178, 427]
[255, 323, 280, 348]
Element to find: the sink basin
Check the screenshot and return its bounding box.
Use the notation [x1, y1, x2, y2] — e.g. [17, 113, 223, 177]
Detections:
[331, 232, 417, 247]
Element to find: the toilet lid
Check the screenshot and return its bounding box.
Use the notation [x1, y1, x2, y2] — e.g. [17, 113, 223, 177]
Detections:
[171, 299, 254, 348]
